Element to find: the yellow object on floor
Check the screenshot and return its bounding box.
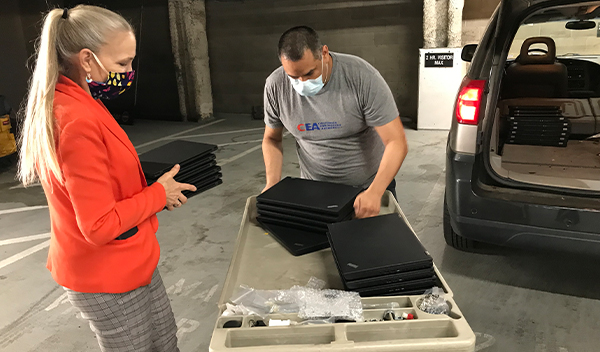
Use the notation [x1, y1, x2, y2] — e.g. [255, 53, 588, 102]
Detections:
[0, 114, 17, 158]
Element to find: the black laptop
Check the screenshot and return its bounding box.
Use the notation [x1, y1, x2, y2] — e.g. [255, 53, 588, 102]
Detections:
[342, 267, 435, 290]
[256, 218, 330, 256]
[148, 170, 222, 199]
[257, 177, 362, 217]
[139, 140, 218, 179]
[256, 203, 350, 222]
[172, 155, 217, 180]
[327, 213, 433, 281]
[146, 159, 218, 184]
[147, 165, 221, 185]
[353, 276, 436, 297]
[256, 216, 326, 234]
[257, 209, 332, 229]
[181, 175, 223, 198]
[370, 275, 447, 297]
[177, 166, 222, 185]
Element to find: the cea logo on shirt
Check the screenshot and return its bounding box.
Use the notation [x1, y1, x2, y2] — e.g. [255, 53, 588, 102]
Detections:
[297, 122, 342, 132]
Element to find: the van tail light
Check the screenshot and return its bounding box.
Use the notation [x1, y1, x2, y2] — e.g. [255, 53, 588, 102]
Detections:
[456, 78, 486, 125]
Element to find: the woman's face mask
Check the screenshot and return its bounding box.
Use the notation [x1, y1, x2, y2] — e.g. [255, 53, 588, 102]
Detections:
[86, 52, 135, 100]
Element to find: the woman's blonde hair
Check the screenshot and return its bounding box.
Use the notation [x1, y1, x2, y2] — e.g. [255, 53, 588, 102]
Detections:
[18, 5, 132, 186]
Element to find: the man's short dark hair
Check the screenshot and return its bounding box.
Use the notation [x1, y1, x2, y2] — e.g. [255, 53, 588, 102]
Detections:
[278, 26, 322, 61]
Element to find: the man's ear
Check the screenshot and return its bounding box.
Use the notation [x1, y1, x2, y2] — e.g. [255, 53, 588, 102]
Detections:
[322, 45, 329, 58]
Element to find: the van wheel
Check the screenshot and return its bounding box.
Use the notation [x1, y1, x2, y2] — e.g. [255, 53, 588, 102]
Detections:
[443, 196, 477, 251]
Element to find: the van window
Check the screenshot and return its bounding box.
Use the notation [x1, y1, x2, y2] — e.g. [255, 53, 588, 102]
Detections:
[508, 20, 600, 59]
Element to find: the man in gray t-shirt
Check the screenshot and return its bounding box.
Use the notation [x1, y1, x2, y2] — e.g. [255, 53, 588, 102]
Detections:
[262, 26, 408, 218]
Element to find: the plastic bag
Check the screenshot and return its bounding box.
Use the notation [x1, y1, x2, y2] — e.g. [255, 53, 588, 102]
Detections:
[305, 276, 326, 290]
[362, 302, 400, 310]
[417, 287, 449, 315]
[223, 277, 364, 322]
[296, 288, 363, 322]
[221, 303, 260, 317]
[227, 285, 301, 317]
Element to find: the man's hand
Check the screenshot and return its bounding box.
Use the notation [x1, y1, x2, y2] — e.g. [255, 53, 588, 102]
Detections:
[353, 189, 382, 219]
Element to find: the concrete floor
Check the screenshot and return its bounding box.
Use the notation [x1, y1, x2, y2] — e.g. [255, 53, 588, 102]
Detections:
[1, 116, 599, 352]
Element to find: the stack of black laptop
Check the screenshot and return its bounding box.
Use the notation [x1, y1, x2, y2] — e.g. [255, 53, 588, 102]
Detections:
[256, 177, 363, 256]
[139, 140, 222, 198]
[506, 106, 570, 147]
[327, 213, 437, 297]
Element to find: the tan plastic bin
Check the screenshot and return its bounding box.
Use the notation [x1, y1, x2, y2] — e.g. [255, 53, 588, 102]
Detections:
[209, 191, 475, 352]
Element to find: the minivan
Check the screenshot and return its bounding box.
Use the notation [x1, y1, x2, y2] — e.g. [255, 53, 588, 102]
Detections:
[445, 0, 600, 253]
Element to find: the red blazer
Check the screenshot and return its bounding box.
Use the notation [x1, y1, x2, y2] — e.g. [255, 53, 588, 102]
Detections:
[43, 76, 166, 293]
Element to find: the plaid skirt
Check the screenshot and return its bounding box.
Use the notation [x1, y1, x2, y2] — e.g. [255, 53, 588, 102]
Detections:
[65, 268, 179, 352]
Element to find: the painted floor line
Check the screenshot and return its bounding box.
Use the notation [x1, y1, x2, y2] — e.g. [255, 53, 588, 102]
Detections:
[218, 139, 262, 147]
[9, 183, 42, 190]
[219, 132, 290, 166]
[219, 145, 263, 166]
[0, 233, 51, 247]
[164, 127, 264, 140]
[134, 119, 225, 150]
[474, 332, 496, 351]
[0, 239, 51, 271]
[0, 206, 48, 215]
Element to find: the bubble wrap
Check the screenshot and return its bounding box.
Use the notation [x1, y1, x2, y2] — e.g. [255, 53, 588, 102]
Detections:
[418, 287, 449, 315]
[229, 285, 301, 317]
[297, 288, 364, 322]
[225, 277, 364, 322]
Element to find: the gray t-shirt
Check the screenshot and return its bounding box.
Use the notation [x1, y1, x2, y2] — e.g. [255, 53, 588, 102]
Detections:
[264, 52, 399, 188]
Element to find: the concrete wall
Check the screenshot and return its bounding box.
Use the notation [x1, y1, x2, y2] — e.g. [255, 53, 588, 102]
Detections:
[0, 0, 181, 122]
[0, 0, 65, 117]
[206, 0, 423, 120]
[0, 0, 32, 115]
[65, 0, 181, 121]
[462, 0, 499, 45]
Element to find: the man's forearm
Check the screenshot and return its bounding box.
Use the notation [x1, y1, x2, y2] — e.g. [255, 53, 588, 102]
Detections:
[368, 140, 408, 196]
[262, 138, 284, 187]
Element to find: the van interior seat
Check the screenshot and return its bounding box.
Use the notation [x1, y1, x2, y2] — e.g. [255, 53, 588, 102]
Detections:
[501, 37, 569, 99]
[498, 98, 597, 135]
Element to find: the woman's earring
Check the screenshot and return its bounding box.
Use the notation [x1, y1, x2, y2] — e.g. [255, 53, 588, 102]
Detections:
[85, 73, 92, 84]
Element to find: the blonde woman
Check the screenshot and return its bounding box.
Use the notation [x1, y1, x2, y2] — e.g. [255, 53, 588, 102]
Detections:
[18, 6, 194, 351]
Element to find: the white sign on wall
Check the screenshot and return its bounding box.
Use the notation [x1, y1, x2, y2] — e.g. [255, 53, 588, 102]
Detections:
[417, 48, 466, 130]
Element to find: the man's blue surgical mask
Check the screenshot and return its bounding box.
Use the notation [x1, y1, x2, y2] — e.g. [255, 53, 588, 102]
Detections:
[288, 58, 328, 97]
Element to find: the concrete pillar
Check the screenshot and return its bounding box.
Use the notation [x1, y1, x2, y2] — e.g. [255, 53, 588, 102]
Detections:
[168, 0, 213, 122]
[423, 0, 438, 48]
[447, 0, 464, 48]
[423, 0, 450, 48]
[435, 0, 449, 47]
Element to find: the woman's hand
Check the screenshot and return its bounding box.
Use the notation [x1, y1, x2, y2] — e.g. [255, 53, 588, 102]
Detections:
[156, 165, 197, 211]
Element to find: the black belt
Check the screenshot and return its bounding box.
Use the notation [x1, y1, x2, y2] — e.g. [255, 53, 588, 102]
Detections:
[115, 226, 138, 240]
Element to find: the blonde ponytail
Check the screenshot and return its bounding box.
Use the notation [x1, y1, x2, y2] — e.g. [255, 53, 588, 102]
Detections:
[18, 5, 132, 186]
[18, 9, 62, 186]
